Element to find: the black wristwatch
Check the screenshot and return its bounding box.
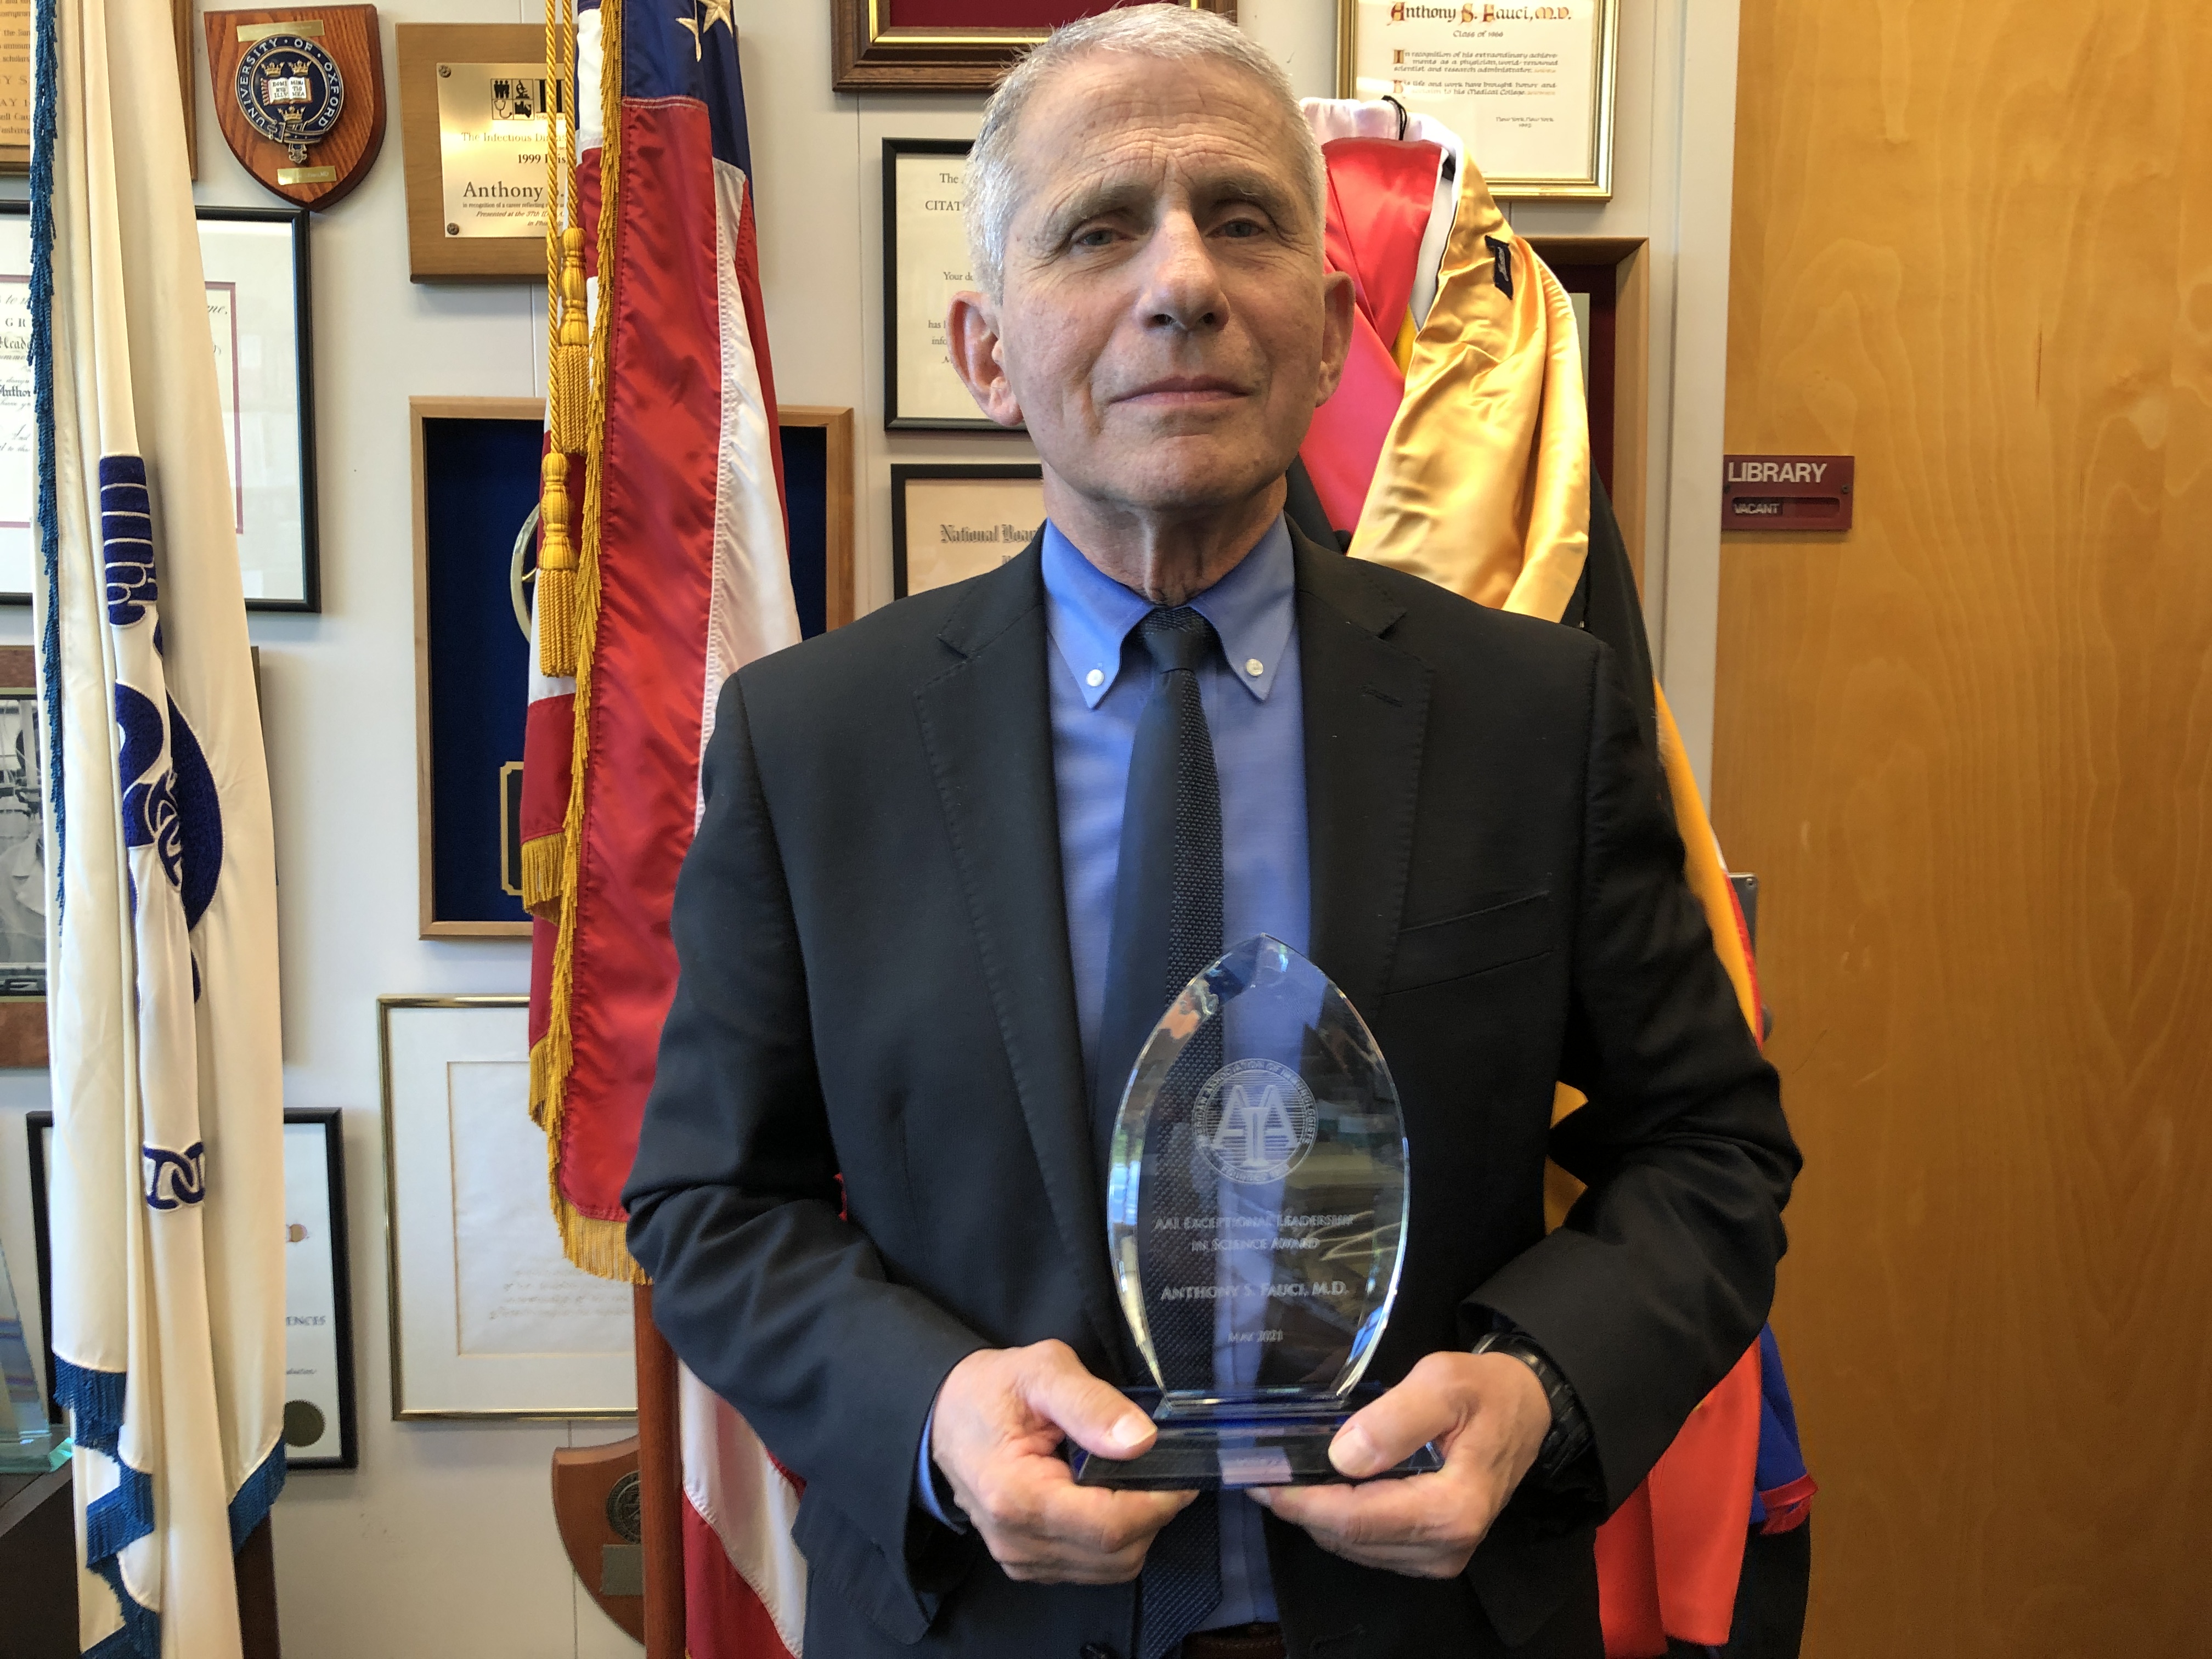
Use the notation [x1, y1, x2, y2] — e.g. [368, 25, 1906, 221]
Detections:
[1470, 1328, 1593, 1488]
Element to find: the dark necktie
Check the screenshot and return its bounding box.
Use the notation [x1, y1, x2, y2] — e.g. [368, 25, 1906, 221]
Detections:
[1096, 606, 1224, 1659]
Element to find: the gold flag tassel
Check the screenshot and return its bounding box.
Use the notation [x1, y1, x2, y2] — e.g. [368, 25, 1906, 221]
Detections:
[535, 0, 584, 682]
[521, 0, 580, 917]
[531, 0, 644, 1283]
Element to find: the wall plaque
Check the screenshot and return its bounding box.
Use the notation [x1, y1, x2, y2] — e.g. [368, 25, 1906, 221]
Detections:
[206, 7, 386, 208]
[1721, 453, 1854, 532]
[396, 24, 551, 282]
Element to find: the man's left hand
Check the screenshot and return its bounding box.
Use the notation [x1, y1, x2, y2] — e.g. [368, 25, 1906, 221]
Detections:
[1250, 1350, 1553, 1578]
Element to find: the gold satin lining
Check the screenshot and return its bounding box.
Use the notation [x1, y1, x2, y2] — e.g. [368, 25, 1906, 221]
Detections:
[1351, 159, 1591, 624]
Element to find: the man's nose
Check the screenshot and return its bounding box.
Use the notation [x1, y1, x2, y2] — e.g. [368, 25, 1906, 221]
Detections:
[1134, 212, 1227, 332]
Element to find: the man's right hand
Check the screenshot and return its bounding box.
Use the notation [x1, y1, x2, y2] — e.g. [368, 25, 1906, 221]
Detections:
[929, 1339, 1195, 1583]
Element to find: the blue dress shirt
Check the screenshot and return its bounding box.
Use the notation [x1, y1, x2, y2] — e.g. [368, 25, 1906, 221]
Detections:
[918, 516, 1309, 1630]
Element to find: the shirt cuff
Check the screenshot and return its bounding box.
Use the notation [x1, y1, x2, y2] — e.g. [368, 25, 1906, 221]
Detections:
[913, 1405, 967, 1532]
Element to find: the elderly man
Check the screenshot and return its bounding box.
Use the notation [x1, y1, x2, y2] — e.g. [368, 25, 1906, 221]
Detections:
[624, 9, 1796, 1658]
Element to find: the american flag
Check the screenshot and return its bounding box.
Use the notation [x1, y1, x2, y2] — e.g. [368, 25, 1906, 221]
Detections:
[520, 0, 805, 1648]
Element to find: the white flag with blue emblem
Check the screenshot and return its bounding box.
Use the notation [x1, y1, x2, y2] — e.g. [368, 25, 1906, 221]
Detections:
[32, 0, 287, 1648]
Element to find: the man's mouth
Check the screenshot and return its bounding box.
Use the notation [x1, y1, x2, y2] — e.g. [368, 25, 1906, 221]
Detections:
[1113, 375, 1248, 408]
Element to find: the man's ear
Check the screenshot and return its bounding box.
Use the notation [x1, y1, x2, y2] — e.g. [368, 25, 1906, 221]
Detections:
[945, 290, 1025, 429]
[1312, 267, 1358, 408]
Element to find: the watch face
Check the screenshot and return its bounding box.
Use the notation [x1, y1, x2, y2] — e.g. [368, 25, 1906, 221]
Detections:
[234, 35, 345, 149]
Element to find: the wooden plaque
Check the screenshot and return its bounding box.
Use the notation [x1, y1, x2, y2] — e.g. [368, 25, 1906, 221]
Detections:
[395, 24, 548, 283]
[206, 7, 386, 210]
[551, 1435, 646, 1643]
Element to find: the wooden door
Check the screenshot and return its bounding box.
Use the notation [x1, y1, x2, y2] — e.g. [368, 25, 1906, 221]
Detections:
[1716, 3, 2212, 1653]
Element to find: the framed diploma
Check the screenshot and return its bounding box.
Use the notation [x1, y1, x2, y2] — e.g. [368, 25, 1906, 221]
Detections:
[395, 25, 552, 282]
[891, 463, 1045, 597]
[27, 1108, 360, 1463]
[275, 1109, 359, 1468]
[0, 203, 321, 610]
[883, 139, 1005, 433]
[1338, 0, 1618, 200]
[379, 996, 637, 1419]
[836, 1, 1234, 93]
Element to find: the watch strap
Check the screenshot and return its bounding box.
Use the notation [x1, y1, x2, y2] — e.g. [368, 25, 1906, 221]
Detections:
[1470, 1329, 1593, 1487]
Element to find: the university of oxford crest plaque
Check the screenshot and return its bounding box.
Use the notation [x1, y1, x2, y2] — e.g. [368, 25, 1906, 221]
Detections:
[206, 7, 386, 208]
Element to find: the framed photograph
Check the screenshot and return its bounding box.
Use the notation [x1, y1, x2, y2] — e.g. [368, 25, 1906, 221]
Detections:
[882, 139, 1003, 433]
[27, 1108, 359, 1464]
[836, 1, 1235, 93]
[0, 202, 321, 609]
[379, 996, 637, 1419]
[411, 399, 858, 938]
[395, 24, 552, 283]
[1337, 0, 1618, 200]
[0, 644, 44, 1069]
[891, 463, 1044, 598]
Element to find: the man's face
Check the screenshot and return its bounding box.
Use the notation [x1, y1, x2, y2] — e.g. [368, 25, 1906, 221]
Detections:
[966, 54, 1351, 517]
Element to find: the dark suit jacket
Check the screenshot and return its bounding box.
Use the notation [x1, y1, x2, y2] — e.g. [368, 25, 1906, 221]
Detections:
[625, 527, 1798, 1659]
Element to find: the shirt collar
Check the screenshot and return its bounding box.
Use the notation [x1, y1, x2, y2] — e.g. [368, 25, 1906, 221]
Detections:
[1041, 516, 1296, 710]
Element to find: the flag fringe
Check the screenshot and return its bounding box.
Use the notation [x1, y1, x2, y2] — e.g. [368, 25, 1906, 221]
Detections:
[534, 0, 639, 1283]
[520, 829, 565, 917]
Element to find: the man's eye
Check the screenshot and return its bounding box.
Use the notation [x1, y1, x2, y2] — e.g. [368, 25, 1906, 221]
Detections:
[1217, 219, 1265, 239]
[1074, 227, 1116, 249]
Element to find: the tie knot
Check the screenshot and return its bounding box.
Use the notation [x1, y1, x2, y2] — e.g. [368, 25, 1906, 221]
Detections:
[1137, 606, 1217, 676]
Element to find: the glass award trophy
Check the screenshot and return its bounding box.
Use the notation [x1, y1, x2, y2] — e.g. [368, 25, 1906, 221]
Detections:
[1073, 935, 1443, 1489]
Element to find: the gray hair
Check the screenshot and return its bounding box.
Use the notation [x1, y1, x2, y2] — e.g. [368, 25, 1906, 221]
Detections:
[963, 5, 1324, 299]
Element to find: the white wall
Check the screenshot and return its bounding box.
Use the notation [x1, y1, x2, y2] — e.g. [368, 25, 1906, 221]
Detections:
[0, 2, 1736, 1652]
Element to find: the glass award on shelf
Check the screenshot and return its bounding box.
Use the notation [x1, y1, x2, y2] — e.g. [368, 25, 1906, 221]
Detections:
[2, 1235, 69, 1474]
[1073, 935, 1443, 1490]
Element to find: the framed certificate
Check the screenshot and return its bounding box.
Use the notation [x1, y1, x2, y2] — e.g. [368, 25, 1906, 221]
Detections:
[379, 996, 637, 1419]
[891, 463, 1045, 597]
[395, 24, 551, 282]
[27, 1108, 359, 1465]
[883, 139, 1007, 433]
[836, 1, 1233, 93]
[1338, 0, 1618, 200]
[0, 203, 321, 609]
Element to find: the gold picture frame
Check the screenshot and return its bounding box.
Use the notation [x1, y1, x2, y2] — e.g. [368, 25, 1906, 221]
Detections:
[832, 0, 1236, 93]
[1335, 0, 1618, 201]
[410, 394, 543, 941]
[379, 995, 638, 1420]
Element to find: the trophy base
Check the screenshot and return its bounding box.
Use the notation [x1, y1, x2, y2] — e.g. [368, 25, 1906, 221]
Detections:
[1070, 1410, 1444, 1490]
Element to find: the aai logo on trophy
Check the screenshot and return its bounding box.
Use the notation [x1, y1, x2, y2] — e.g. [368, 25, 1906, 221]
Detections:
[1193, 1058, 1318, 1184]
[206, 7, 388, 209]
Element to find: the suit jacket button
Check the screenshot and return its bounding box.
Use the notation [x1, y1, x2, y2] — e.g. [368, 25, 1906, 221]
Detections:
[1080, 1646, 1117, 1659]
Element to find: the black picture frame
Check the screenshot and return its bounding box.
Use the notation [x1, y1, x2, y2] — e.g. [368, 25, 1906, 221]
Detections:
[882, 138, 1011, 433]
[890, 462, 1044, 598]
[25, 1108, 360, 1469]
[0, 201, 320, 611]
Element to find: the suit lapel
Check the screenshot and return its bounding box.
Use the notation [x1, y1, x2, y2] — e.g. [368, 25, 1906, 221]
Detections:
[1294, 530, 1434, 1018]
[913, 537, 1132, 1370]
